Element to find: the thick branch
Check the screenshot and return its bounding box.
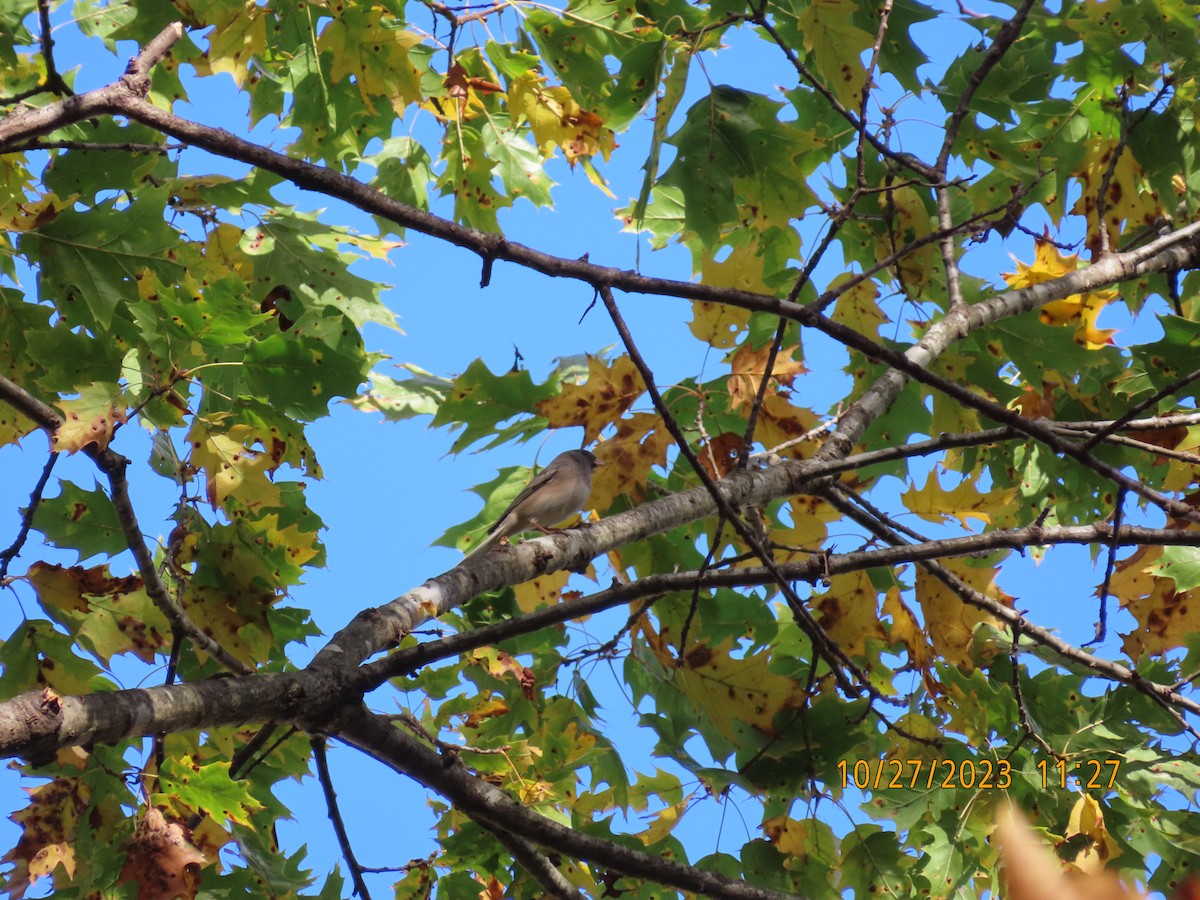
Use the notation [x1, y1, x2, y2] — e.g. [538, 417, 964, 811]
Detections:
[3, 519, 1198, 761]
[337, 709, 804, 900]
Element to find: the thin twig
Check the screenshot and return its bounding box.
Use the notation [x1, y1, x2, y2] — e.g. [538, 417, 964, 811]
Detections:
[0, 452, 58, 580]
[1090, 487, 1127, 646]
[356, 520, 1200, 692]
[1078, 365, 1200, 452]
[313, 736, 373, 900]
[737, 319, 789, 467]
[35, 0, 71, 97]
[749, 8, 937, 182]
[935, 0, 1035, 174]
[1008, 621, 1058, 757]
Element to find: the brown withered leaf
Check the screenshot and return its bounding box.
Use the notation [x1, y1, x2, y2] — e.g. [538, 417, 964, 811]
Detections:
[118, 808, 204, 900]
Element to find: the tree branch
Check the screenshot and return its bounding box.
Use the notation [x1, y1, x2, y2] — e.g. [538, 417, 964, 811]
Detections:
[336, 708, 805, 900]
[0, 374, 251, 675]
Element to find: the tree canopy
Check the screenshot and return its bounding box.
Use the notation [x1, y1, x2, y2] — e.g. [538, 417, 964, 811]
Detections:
[2, 0, 1200, 896]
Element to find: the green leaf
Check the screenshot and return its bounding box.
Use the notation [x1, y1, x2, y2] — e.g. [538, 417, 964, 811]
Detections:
[0, 620, 106, 699]
[352, 365, 453, 421]
[1125, 315, 1200, 398]
[1151, 546, 1200, 592]
[483, 116, 555, 208]
[157, 757, 265, 826]
[31, 480, 127, 562]
[365, 136, 434, 235]
[662, 86, 818, 245]
[430, 359, 558, 453]
[20, 189, 186, 329]
[243, 312, 370, 420]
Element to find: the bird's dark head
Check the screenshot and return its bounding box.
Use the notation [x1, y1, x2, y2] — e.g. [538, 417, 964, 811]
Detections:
[572, 449, 603, 468]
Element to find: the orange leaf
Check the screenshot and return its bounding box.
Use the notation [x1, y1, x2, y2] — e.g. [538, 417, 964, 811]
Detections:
[727, 341, 806, 411]
[698, 432, 743, 480]
[536, 355, 645, 443]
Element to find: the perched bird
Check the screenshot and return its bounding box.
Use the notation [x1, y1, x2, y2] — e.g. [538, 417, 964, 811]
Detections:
[464, 449, 602, 559]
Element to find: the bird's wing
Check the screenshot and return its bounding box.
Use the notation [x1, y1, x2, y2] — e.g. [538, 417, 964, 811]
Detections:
[486, 466, 563, 534]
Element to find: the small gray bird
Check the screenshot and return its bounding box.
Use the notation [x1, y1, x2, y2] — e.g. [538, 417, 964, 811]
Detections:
[464, 449, 602, 559]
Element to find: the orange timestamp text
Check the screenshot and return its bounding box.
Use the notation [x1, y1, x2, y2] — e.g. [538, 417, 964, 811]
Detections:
[836, 757, 1121, 790]
[1036, 758, 1120, 790]
[837, 757, 1012, 790]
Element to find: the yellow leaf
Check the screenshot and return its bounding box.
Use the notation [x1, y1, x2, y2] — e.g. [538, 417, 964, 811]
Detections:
[916, 559, 1011, 671]
[8, 776, 91, 887]
[472, 647, 528, 679]
[752, 393, 819, 452]
[688, 300, 751, 348]
[27, 563, 168, 665]
[0, 403, 37, 448]
[318, 9, 424, 114]
[1070, 139, 1166, 257]
[204, 224, 255, 281]
[27, 562, 116, 615]
[882, 590, 935, 676]
[0, 155, 34, 221]
[795, 0, 872, 109]
[930, 350, 983, 436]
[902, 471, 1014, 529]
[508, 72, 615, 165]
[830, 274, 888, 334]
[462, 698, 511, 731]
[187, 421, 282, 512]
[0, 192, 65, 234]
[769, 495, 841, 556]
[590, 413, 673, 510]
[194, 3, 266, 88]
[53, 383, 128, 454]
[1003, 238, 1118, 348]
[513, 570, 571, 613]
[637, 792, 693, 846]
[29, 842, 75, 879]
[762, 816, 817, 861]
[181, 583, 275, 666]
[811, 571, 890, 658]
[1065, 794, 1121, 875]
[874, 186, 938, 293]
[700, 241, 771, 295]
[517, 780, 555, 804]
[996, 805, 1145, 900]
[1111, 543, 1200, 658]
[727, 340, 807, 411]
